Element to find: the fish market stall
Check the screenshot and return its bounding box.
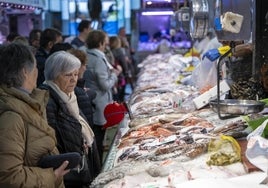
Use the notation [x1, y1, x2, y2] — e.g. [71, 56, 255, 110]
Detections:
[91, 0, 268, 187]
[91, 52, 268, 188]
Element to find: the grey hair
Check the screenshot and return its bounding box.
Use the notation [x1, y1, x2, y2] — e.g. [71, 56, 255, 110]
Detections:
[44, 51, 81, 81]
[0, 43, 35, 87]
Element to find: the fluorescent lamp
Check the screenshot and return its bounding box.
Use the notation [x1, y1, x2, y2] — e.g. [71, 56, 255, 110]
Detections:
[141, 11, 174, 16]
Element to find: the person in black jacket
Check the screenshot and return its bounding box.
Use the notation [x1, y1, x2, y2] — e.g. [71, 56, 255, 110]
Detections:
[35, 28, 62, 86]
[28, 29, 42, 54]
[69, 48, 96, 128]
[71, 20, 92, 49]
[39, 51, 101, 188]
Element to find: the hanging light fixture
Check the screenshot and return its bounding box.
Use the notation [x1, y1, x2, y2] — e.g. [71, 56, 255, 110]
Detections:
[0, 2, 41, 10]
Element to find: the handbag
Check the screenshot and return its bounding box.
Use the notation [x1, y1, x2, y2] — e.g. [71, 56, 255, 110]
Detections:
[38, 152, 81, 170]
[64, 152, 92, 187]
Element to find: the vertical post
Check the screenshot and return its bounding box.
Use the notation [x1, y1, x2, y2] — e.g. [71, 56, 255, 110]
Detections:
[217, 45, 233, 119]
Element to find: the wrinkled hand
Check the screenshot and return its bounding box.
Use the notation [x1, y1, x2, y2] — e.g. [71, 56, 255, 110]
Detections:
[202, 49, 220, 61]
[54, 161, 70, 180]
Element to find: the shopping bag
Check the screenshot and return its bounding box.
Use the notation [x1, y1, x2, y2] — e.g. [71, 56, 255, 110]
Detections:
[103, 102, 127, 129]
[206, 135, 241, 166]
[246, 119, 268, 173]
[191, 58, 217, 93]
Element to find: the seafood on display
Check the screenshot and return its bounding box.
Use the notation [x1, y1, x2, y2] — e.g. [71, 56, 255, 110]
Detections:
[114, 114, 217, 165]
[91, 151, 247, 187]
[91, 53, 252, 188]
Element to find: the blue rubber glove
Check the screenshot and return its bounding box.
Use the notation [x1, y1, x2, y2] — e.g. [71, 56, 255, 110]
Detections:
[202, 49, 220, 61]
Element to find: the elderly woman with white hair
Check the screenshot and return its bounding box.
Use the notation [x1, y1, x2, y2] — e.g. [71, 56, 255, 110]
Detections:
[39, 50, 100, 188]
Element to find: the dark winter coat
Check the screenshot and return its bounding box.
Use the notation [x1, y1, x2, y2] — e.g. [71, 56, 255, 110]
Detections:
[75, 79, 96, 128]
[35, 47, 49, 86]
[39, 84, 84, 155]
[39, 84, 101, 187]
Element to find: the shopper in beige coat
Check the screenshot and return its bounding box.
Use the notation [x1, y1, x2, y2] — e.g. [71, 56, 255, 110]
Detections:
[0, 43, 69, 188]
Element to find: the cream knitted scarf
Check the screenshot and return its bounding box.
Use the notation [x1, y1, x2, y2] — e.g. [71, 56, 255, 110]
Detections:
[45, 80, 95, 146]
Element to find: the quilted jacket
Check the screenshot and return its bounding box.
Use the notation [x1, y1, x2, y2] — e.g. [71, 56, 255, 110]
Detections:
[0, 85, 64, 188]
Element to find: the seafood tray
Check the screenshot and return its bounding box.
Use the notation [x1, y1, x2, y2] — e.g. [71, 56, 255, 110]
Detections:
[209, 99, 265, 115]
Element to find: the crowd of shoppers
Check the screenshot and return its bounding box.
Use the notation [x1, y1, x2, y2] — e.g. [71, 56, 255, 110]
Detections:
[0, 19, 135, 187]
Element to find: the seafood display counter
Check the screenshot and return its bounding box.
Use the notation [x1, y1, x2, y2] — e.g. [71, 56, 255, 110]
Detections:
[102, 117, 130, 172]
[91, 53, 267, 188]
